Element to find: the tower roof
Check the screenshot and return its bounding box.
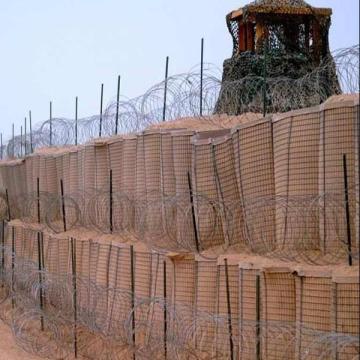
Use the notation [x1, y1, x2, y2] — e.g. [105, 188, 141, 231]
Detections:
[229, 0, 332, 20]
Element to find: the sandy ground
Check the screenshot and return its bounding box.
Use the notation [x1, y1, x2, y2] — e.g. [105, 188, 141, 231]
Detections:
[0, 321, 42, 360]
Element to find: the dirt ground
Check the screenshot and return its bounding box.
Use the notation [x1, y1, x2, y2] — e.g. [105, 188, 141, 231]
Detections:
[0, 321, 42, 360]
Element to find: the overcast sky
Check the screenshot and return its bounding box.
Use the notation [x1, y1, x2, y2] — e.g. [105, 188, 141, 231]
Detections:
[0, 0, 358, 139]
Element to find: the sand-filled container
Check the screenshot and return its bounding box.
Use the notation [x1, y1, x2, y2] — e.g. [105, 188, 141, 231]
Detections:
[191, 131, 230, 250]
[108, 137, 124, 193]
[213, 134, 243, 247]
[231, 118, 275, 254]
[216, 255, 240, 359]
[354, 100, 359, 252]
[94, 140, 110, 192]
[108, 135, 137, 232]
[24, 155, 34, 195]
[82, 143, 96, 227]
[295, 267, 333, 360]
[37, 153, 58, 197]
[260, 266, 296, 360]
[332, 268, 360, 359]
[273, 106, 321, 254]
[171, 130, 195, 250]
[237, 260, 260, 360]
[193, 255, 218, 357]
[135, 134, 146, 234]
[319, 97, 358, 257]
[141, 130, 169, 248]
[108, 136, 125, 232]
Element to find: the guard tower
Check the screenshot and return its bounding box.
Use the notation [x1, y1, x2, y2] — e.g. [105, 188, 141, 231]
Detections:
[215, 0, 340, 115]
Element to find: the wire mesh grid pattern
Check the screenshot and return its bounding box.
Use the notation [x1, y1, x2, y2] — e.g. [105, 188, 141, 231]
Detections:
[0, 223, 358, 359]
[1, 96, 359, 265]
[0, 44, 358, 360]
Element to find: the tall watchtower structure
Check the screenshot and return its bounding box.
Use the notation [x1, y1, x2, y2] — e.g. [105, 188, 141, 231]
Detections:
[215, 0, 340, 115]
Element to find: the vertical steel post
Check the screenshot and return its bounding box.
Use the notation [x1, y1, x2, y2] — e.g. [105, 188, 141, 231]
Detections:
[75, 97, 78, 146]
[50, 101, 53, 146]
[5, 189, 11, 221]
[343, 154, 353, 266]
[130, 245, 136, 359]
[163, 260, 167, 359]
[29, 111, 33, 153]
[200, 38, 204, 116]
[262, 42, 268, 117]
[37, 231, 44, 330]
[20, 126, 23, 157]
[24, 117, 27, 155]
[187, 172, 200, 252]
[37, 178, 41, 223]
[12, 123, 15, 158]
[1, 221, 4, 278]
[109, 169, 113, 233]
[224, 258, 234, 360]
[99, 84, 104, 138]
[60, 179, 67, 232]
[256, 274, 261, 360]
[0, 133, 2, 160]
[71, 237, 78, 358]
[11, 226, 15, 308]
[115, 76, 120, 134]
[162, 56, 169, 122]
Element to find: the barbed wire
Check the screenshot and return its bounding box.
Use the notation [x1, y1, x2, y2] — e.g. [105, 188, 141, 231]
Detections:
[0, 239, 358, 360]
[1, 188, 357, 265]
[1, 44, 358, 159]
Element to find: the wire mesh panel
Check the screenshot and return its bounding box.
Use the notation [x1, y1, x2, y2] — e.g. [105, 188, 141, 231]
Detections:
[332, 269, 360, 359]
[192, 131, 228, 251]
[171, 130, 195, 250]
[260, 267, 296, 360]
[232, 118, 275, 254]
[295, 268, 333, 360]
[15, 161, 27, 199]
[356, 101, 360, 250]
[194, 256, 218, 357]
[238, 262, 259, 360]
[273, 107, 321, 255]
[60, 150, 70, 195]
[217, 255, 239, 359]
[141, 130, 170, 248]
[95, 141, 110, 192]
[108, 135, 137, 233]
[45, 233, 70, 275]
[319, 97, 358, 257]
[24, 155, 34, 195]
[83, 143, 96, 227]
[0, 163, 7, 195]
[135, 134, 146, 234]
[160, 131, 176, 197]
[213, 134, 243, 247]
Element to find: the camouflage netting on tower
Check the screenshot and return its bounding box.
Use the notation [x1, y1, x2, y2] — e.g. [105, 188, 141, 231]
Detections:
[215, 0, 342, 115]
